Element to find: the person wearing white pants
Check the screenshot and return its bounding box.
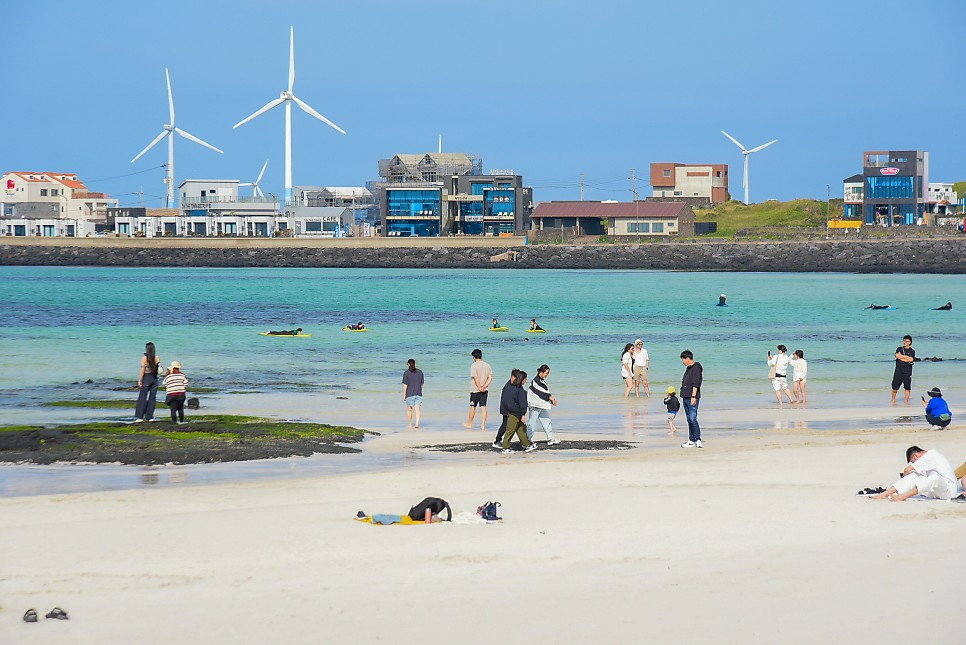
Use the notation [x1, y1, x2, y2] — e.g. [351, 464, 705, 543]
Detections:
[872, 446, 960, 501]
[527, 364, 559, 445]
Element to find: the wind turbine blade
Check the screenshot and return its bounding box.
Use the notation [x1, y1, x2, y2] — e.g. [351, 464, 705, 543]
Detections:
[748, 139, 778, 154]
[131, 130, 169, 163]
[166, 68, 175, 125]
[174, 128, 224, 154]
[256, 186, 264, 198]
[233, 97, 285, 129]
[239, 182, 254, 187]
[721, 130, 747, 152]
[292, 95, 346, 135]
[256, 159, 269, 184]
[288, 26, 295, 92]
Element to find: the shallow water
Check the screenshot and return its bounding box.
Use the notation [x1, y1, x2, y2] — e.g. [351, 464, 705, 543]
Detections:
[1, 267, 962, 494]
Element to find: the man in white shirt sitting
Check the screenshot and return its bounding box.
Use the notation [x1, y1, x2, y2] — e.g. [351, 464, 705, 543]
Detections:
[872, 445, 961, 502]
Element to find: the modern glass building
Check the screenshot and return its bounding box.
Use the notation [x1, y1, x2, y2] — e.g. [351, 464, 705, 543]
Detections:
[862, 150, 928, 226]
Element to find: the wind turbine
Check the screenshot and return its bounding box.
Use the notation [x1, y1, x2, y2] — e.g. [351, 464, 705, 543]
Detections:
[720, 131, 778, 204]
[131, 68, 224, 208]
[233, 26, 346, 204]
[240, 159, 269, 197]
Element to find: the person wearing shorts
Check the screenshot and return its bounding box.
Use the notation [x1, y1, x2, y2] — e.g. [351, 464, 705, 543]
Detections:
[891, 335, 915, 405]
[464, 348, 492, 431]
[402, 358, 424, 429]
[632, 339, 650, 397]
[767, 345, 794, 407]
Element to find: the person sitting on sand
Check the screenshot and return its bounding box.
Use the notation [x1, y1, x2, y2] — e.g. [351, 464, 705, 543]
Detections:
[922, 387, 952, 430]
[871, 445, 960, 502]
[933, 302, 953, 311]
[864, 304, 891, 310]
[529, 319, 544, 331]
[267, 327, 302, 336]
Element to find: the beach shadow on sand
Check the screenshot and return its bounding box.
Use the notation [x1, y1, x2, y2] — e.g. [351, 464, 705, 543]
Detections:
[415, 440, 637, 453]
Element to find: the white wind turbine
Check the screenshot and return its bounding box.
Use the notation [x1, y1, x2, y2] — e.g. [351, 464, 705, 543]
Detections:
[131, 68, 224, 208]
[720, 131, 778, 204]
[233, 26, 346, 204]
[240, 159, 269, 197]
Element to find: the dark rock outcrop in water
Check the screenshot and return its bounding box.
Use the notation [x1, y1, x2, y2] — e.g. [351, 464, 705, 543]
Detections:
[3, 239, 966, 273]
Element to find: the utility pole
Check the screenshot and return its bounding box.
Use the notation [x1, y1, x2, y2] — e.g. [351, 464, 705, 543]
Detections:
[137, 186, 144, 208]
[632, 168, 639, 241]
[631, 168, 638, 201]
[826, 184, 830, 239]
[580, 174, 585, 201]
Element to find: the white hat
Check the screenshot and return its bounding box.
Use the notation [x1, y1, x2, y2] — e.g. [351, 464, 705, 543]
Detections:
[168, 361, 182, 370]
[634, 338, 643, 344]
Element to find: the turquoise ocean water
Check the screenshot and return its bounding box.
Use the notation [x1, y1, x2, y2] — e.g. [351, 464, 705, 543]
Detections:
[1, 266, 964, 494]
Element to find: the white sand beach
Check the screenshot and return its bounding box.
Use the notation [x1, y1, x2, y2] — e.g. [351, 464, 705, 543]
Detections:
[2, 422, 965, 644]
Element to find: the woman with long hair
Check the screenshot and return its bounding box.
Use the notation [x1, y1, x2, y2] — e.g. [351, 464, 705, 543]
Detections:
[134, 342, 163, 422]
[402, 358, 425, 429]
[621, 343, 635, 398]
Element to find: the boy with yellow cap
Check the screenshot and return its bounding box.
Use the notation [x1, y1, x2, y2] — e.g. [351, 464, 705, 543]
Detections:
[664, 386, 680, 436]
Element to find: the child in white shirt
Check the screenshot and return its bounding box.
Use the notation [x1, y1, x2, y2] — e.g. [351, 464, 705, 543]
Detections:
[789, 350, 808, 404]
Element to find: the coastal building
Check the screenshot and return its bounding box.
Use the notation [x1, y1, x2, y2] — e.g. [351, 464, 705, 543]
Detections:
[843, 174, 864, 220]
[649, 163, 729, 207]
[531, 201, 695, 237]
[0, 171, 117, 236]
[860, 150, 928, 226]
[293, 186, 376, 224]
[370, 153, 533, 237]
[927, 182, 959, 216]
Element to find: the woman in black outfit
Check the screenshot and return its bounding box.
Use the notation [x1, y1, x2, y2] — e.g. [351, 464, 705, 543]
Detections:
[134, 342, 163, 423]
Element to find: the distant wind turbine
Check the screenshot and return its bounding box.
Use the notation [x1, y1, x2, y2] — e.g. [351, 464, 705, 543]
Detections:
[233, 26, 346, 204]
[131, 68, 223, 208]
[720, 131, 778, 204]
[240, 159, 269, 197]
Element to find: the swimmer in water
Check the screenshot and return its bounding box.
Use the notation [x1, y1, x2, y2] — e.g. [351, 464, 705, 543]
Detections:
[267, 327, 302, 336]
[716, 294, 727, 307]
[530, 319, 544, 331]
[492, 318, 501, 329]
[932, 302, 953, 311]
[864, 304, 892, 310]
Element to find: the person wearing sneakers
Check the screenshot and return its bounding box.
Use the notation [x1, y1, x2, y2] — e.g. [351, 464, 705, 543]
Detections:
[679, 350, 703, 448]
[501, 370, 536, 453]
[527, 364, 559, 446]
[492, 368, 520, 448]
[921, 387, 952, 430]
[871, 445, 959, 501]
[632, 339, 650, 398]
[464, 349, 492, 432]
[664, 386, 680, 436]
[162, 361, 189, 423]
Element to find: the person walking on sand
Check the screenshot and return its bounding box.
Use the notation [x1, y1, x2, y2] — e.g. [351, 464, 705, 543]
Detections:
[402, 358, 425, 429]
[621, 343, 635, 398]
[501, 370, 536, 453]
[664, 386, 680, 436]
[527, 364, 559, 445]
[632, 338, 651, 397]
[162, 361, 189, 423]
[788, 349, 808, 405]
[767, 345, 794, 407]
[464, 349, 492, 431]
[134, 342, 164, 423]
[891, 334, 916, 405]
[871, 445, 959, 501]
[492, 368, 520, 449]
[679, 350, 703, 448]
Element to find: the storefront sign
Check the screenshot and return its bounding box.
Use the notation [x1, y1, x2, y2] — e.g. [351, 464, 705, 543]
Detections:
[880, 167, 900, 175]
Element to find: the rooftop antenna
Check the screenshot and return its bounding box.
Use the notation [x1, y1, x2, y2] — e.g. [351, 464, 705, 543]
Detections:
[233, 26, 346, 204]
[131, 68, 223, 208]
[438, 134, 442, 154]
[721, 131, 778, 204]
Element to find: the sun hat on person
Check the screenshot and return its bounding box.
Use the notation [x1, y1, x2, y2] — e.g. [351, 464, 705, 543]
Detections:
[635, 339, 643, 345]
[666, 386, 676, 394]
[927, 387, 943, 397]
[169, 361, 182, 370]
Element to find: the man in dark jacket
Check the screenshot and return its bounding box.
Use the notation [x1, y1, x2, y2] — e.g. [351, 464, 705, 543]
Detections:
[501, 371, 536, 453]
[680, 350, 704, 448]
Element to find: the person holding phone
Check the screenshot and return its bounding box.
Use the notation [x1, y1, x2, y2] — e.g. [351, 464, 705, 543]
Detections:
[767, 345, 794, 408]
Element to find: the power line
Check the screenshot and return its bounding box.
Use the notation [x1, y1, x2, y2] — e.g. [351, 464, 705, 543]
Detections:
[84, 165, 166, 186]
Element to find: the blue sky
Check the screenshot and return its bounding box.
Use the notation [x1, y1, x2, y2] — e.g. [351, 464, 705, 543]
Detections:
[5, 0, 964, 207]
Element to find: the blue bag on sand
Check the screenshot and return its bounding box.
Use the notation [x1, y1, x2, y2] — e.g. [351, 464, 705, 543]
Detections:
[477, 501, 501, 521]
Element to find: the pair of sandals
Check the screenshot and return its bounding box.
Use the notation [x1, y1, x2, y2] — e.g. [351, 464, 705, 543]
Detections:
[23, 607, 68, 622]
[857, 487, 886, 496]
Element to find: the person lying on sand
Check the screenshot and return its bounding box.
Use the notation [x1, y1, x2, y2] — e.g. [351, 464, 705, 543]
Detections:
[871, 445, 960, 502]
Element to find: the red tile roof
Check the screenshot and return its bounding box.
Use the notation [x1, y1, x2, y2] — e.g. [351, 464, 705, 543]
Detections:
[5, 172, 88, 189]
[532, 201, 688, 219]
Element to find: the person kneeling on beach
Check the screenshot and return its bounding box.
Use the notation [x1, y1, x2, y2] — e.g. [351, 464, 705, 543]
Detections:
[922, 387, 952, 430]
[871, 445, 960, 502]
[501, 370, 536, 453]
[162, 361, 189, 423]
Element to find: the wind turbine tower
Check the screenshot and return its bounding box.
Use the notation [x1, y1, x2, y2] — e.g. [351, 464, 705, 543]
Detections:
[720, 131, 778, 204]
[233, 27, 346, 205]
[131, 68, 224, 208]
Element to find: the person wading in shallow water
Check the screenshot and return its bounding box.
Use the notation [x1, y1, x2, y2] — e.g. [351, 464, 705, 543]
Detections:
[135, 342, 164, 423]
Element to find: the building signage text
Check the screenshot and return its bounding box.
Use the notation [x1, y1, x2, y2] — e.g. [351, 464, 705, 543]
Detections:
[880, 167, 900, 175]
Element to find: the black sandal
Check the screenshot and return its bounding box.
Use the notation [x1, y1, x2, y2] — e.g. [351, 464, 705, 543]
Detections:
[45, 607, 69, 620]
[23, 609, 38, 623]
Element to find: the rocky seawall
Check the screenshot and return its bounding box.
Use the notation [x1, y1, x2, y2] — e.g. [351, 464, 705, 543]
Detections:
[1, 238, 965, 273]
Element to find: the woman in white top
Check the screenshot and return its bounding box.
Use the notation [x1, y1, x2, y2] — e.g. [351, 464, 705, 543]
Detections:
[788, 349, 808, 405]
[621, 343, 635, 398]
[767, 344, 794, 408]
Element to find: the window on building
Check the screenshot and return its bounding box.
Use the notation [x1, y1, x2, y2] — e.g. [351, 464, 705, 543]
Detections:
[50, 189, 58, 196]
[40, 189, 48, 196]
[305, 222, 324, 232]
[628, 222, 650, 233]
[693, 193, 699, 196]
[651, 222, 664, 233]
[673, 191, 683, 196]
[866, 176, 914, 200]
[663, 170, 671, 177]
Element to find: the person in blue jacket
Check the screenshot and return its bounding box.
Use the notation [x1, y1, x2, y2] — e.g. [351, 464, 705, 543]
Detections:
[922, 387, 952, 430]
